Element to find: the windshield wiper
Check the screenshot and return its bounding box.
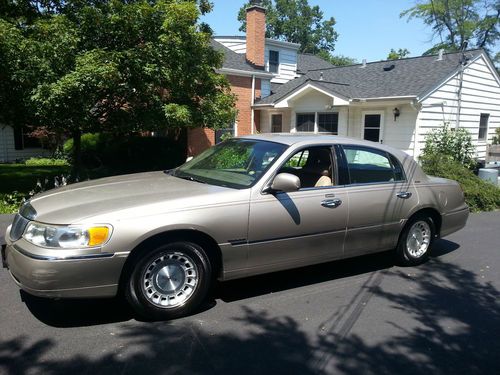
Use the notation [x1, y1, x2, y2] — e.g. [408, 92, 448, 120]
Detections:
[163, 168, 176, 175]
[175, 174, 207, 184]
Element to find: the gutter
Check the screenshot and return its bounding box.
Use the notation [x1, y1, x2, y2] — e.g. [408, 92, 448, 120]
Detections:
[216, 68, 274, 79]
[350, 95, 417, 102]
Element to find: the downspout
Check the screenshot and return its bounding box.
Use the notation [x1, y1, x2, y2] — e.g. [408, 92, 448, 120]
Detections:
[251, 74, 256, 134]
[456, 66, 464, 130]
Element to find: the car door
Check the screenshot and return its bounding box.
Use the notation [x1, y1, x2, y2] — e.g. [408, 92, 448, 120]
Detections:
[339, 145, 419, 256]
[246, 145, 348, 275]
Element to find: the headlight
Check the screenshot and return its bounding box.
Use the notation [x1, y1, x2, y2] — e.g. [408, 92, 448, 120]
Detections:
[23, 222, 112, 248]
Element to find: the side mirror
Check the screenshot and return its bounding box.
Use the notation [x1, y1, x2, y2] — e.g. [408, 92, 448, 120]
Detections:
[267, 173, 301, 193]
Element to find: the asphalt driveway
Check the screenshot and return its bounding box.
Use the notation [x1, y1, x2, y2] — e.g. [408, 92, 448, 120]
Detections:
[0, 212, 499, 375]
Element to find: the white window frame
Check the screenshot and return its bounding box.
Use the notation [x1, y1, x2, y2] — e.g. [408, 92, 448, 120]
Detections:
[478, 113, 489, 142]
[361, 111, 385, 143]
[294, 111, 339, 133]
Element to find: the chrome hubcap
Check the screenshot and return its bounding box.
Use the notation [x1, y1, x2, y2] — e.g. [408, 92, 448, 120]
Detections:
[141, 252, 198, 308]
[406, 221, 431, 258]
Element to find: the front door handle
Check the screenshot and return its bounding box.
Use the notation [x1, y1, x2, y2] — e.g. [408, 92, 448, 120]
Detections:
[321, 198, 342, 208]
[396, 191, 412, 199]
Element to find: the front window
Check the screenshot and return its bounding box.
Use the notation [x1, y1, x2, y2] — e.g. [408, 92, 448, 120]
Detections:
[278, 146, 335, 188]
[174, 139, 287, 189]
[215, 122, 235, 144]
[318, 113, 338, 133]
[296, 113, 315, 132]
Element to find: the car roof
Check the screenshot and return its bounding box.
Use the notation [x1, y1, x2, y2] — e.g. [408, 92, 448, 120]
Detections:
[238, 133, 428, 181]
[239, 133, 407, 156]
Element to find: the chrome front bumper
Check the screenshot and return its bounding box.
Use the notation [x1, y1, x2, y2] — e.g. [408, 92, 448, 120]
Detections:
[4, 236, 128, 299]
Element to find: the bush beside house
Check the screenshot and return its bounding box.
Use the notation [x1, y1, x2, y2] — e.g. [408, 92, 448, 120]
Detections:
[420, 125, 500, 212]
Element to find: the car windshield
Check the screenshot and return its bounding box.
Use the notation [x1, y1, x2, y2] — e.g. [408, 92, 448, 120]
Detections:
[173, 139, 287, 189]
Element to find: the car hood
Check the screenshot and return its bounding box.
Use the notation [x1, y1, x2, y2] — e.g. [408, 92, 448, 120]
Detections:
[27, 171, 244, 224]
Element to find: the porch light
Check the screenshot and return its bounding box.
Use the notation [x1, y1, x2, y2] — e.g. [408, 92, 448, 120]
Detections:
[393, 107, 400, 121]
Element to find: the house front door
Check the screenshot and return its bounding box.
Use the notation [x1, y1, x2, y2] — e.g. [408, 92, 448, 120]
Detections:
[363, 113, 383, 143]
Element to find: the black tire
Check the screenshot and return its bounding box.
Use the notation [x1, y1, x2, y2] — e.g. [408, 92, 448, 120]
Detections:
[396, 214, 435, 266]
[125, 241, 212, 320]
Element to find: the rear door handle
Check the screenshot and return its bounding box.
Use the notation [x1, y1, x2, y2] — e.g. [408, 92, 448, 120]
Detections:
[396, 191, 412, 199]
[321, 198, 342, 208]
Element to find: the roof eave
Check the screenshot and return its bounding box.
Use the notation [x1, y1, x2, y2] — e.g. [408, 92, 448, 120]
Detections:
[216, 68, 274, 78]
[350, 95, 418, 102]
[417, 51, 484, 103]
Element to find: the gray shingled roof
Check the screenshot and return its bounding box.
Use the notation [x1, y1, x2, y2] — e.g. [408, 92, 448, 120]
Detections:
[257, 49, 484, 105]
[211, 40, 265, 74]
[297, 53, 335, 73]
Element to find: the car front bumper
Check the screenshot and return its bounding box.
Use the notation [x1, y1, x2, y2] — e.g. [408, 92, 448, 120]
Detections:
[3, 228, 128, 299]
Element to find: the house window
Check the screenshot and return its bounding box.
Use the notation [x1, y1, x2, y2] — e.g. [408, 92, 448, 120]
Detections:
[14, 127, 42, 150]
[215, 123, 235, 144]
[479, 113, 489, 141]
[318, 113, 339, 134]
[271, 114, 282, 132]
[269, 50, 279, 73]
[296, 113, 315, 132]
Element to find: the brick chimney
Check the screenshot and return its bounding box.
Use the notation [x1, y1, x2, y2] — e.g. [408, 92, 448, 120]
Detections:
[246, 0, 266, 68]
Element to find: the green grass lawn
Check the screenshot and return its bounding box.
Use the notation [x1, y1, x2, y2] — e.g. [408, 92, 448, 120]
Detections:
[0, 164, 71, 194]
[0, 164, 71, 213]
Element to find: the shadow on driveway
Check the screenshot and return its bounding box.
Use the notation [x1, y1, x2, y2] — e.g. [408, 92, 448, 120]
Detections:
[1, 236, 498, 374]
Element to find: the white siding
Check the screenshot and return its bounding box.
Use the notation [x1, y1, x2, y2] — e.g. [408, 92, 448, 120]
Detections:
[261, 79, 271, 98]
[347, 105, 418, 156]
[260, 109, 292, 133]
[265, 45, 298, 84]
[214, 38, 246, 54]
[0, 125, 49, 163]
[417, 55, 500, 159]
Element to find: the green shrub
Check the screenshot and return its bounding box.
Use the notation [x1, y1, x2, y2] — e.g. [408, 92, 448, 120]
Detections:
[492, 127, 500, 145]
[63, 132, 187, 174]
[25, 157, 69, 166]
[0, 192, 25, 214]
[420, 154, 500, 212]
[422, 123, 476, 169]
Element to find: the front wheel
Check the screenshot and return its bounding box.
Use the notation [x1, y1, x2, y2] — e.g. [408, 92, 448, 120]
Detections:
[125, 241, 212, 320]
[396, 215, 435, 266]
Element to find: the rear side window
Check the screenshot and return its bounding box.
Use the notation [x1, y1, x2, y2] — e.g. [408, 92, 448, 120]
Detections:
[343, 146, 404, 184]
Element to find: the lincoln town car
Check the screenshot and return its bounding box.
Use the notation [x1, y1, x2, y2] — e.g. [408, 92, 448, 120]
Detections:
[2, 134, 469, 320]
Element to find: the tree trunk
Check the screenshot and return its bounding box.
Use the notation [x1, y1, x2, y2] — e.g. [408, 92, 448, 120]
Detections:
[72, 129, 82, 179]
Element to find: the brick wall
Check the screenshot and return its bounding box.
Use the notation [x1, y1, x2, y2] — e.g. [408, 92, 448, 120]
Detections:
[187, 74, 261, 156]
[245, 6, 266, 68]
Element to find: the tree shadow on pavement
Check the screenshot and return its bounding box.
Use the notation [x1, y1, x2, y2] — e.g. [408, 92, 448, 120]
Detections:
[3, 238, 497, 374]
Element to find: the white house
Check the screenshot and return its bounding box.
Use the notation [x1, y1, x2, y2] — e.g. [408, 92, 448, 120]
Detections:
[244, 48, 500, 160]
[0, 126, 48, 163]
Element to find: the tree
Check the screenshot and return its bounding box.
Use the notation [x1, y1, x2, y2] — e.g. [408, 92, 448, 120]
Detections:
[237, 0, 338, 55]
[317, 50, 357, 66]
[387, 48, 411, 60]
[0, 0, 236, 173]
[401, 0, 500, 55]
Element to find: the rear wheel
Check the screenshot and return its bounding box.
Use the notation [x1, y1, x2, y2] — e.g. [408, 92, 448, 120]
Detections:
[396, 214, 435, 266]
[125, 241, 212, 320]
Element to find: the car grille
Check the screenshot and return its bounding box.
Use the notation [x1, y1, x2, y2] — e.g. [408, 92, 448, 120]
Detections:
[9, 214, 30, 241]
